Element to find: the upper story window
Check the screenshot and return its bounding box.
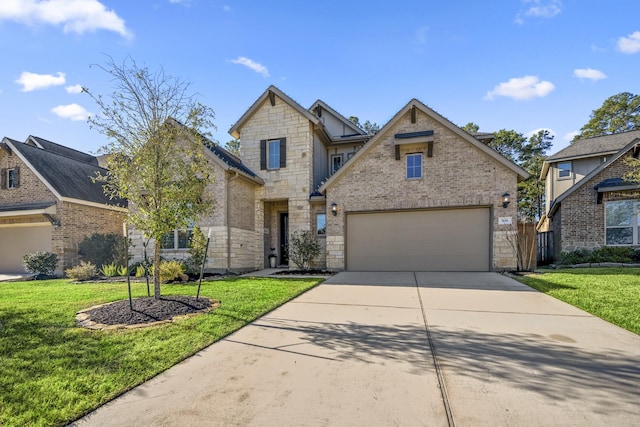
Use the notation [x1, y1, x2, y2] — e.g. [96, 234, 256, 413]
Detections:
[558, 161, 571, 179]
[1, 166, 20, 189]
[605, 200, 639, 246]
[406, 153, 422, 179]
[331, 154, 343, 174]
[260, 138, 286, 170]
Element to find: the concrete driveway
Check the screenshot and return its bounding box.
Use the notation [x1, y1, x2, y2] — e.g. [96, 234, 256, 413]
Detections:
[73, 272, 640, 426]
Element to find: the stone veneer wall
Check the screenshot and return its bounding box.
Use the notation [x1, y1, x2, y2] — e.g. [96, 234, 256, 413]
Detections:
[325, 107, 519, 271]
[556, 151, 638, 254]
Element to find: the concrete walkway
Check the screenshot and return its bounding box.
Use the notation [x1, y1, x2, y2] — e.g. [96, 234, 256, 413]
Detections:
[72, 272, 640, 426]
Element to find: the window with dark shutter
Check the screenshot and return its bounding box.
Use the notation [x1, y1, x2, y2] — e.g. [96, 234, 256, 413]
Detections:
[279, 138, 286, 168]
[0, 168, 6, 189]
[13, 166, 20, 188]
[260, 140, 267, 170]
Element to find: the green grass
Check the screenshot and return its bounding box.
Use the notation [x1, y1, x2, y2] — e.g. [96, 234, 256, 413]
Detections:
[516, 268, 640, 335]
[0, 277, 322, 427]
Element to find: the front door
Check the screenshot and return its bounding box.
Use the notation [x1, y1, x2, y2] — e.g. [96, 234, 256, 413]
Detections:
[279, 212, 289, 265]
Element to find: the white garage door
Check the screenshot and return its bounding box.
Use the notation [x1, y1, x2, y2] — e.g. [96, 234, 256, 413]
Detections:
[346, 208, 491, 271]
[0, 226, 52, 273]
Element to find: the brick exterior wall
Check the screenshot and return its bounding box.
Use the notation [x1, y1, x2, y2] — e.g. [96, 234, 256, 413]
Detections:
[324, 107, 519, 271]
[551, 150, 639, 254]
[1, 146, 125, 273]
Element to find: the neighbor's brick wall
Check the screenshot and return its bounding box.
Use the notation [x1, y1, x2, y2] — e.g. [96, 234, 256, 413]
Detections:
[325, 108, 519, 271]
[55, 201, 126, 272]
[0, 148, 57, 205]
[557, 151, 638, 253]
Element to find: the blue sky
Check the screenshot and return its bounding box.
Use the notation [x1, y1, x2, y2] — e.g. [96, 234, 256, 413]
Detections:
[0, 0, 639, 156]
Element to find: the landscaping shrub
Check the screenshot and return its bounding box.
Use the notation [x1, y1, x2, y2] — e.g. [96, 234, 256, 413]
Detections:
[558, 246, 637, 265]
[185, 225, 207, 275]
[152, 260, 187, 283]
[22, 251, 58, 276]
[66, 261, 99, 281]
[78, 233, 126, 267]
[100, 263, 119, 277]
[288, 230, 321, 270]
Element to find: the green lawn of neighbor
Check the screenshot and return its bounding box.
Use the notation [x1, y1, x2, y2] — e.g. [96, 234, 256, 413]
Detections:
[516, 268, 640, 335]
[0, 276, 322, 427]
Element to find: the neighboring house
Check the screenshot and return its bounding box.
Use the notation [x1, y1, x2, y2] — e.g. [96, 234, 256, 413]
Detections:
[0, 136, 127, 274]
[134, 85, 528, 272]
[538, 130, 640, 259]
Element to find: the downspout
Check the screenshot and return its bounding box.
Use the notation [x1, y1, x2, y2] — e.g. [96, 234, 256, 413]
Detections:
[226, 171, 240, 273]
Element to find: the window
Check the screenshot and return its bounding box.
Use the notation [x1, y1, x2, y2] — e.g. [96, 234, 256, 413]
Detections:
[7, 169, 15, 189]
[346, 152, 354, 160]
[406, 153, 422, 179]
[160, 228, 193, 250]
[558, 161, 571, 178]
[316, 213, 326, 235]
[605, 200, 640, 245]
[1, 167, 19, 189]
[260, 138, 286, 170]
[331, 154, 343, 174]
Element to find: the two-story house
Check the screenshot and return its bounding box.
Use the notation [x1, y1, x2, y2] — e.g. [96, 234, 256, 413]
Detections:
[134, 86, 527, 272]
[0, 136, 127, 274]
[538, 130, 640, 259]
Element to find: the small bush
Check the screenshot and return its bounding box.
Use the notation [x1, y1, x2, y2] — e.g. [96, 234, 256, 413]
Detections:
[117, 265, 129, 276]
[152, 260, 187, 283]
[23, 251, 58, 276]
[100, 263, 118, 277]
[66, 261, 98, 281]
[288, 230, 321, 270]
[135, 264, 147, 277]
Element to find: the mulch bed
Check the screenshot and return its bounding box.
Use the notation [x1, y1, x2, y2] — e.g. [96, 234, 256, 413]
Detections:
[78, 295, 218, 329]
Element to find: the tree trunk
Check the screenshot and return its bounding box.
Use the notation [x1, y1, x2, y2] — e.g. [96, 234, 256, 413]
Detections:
[153, 241, 161, 299]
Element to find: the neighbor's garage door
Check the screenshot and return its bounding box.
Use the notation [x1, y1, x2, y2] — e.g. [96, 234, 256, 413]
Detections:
[0, 226, 52, 273]
[346, 208, 490, 271]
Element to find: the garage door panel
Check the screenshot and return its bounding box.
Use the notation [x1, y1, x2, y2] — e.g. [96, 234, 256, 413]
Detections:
[0, 226, 52, 273]
[346, 208, 490, 271]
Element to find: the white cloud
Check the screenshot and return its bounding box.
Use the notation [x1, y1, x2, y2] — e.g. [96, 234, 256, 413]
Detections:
[65, 84, 83, 94]
[617, 31, 640, 54]
[485, 76, 555, 101]
[51, 103, 91, 121]
[223, 5, 231, 12]
[573, 68, 607, 81]
[563, 131, 579, 142]
[516, 0, 562, 24]
[0, 0, 131, 38]
[526, 128, 556, 139]
[15, 71, 66, 92]
[230, 56, 270, 77]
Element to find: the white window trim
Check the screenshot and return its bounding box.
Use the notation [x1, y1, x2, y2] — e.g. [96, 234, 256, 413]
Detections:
[604, 200, 639, 246]
[557, 161, 572, 180]
[406, 153, 423, 179]
[316, 213, 326, 236]
[330, 154, 343, 174]
[7, 168, 15, 189]
[268, 139, 280, 170]
[160, 228, 193, 250]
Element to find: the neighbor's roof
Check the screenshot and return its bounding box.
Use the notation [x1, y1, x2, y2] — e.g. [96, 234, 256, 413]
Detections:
[541, 129, 640, 179]
[26, 135, 99, 165]
[5, 138, 126, 207]
[229, 85, 321, 139]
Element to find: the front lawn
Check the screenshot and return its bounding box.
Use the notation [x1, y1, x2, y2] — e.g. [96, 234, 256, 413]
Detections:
[0, 277, 322, 427]
[515, 268, 640, 335]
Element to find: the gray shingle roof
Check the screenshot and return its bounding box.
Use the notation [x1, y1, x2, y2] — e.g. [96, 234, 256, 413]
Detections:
[205, 142, 258, 178]
[547, 129, 640, 161]
[28, 136, 99, 165]
[12, 141, 125, 207]
[0, 201, 56, 212]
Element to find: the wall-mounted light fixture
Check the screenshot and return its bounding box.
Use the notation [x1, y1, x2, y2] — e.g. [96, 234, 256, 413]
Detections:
[331, 202, 338, 216]
[501, 193, 511, 208]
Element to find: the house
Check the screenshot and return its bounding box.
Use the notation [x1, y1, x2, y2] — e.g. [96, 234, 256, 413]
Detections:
[130, 86, 527, 272]
[538, 130, 640, 259]
[0, 136, 127, 274]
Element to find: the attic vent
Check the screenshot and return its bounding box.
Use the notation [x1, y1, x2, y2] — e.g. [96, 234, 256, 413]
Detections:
[410, 105, 417, 123]
[633, 144, 640, 159]
[268, 90, 276, 106]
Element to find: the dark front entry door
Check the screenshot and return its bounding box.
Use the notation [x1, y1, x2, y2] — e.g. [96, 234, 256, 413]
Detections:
[279, 212, 289, 265]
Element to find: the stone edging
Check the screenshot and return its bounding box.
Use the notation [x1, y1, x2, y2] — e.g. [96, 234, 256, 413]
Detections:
[76, 297, 220, 330]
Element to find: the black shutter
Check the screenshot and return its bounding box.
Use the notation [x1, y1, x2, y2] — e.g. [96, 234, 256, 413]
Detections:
[14, 166, 20, 188]
[279, 138, 286, 168]
[0, 168, 6, 189]
[260, 140, 266, 170]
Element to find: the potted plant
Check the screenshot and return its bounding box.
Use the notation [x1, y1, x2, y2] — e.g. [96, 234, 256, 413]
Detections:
[268, 248, 277, 268]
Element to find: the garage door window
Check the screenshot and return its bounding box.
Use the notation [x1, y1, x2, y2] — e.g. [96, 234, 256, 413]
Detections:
[406, 154, 422, 179]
